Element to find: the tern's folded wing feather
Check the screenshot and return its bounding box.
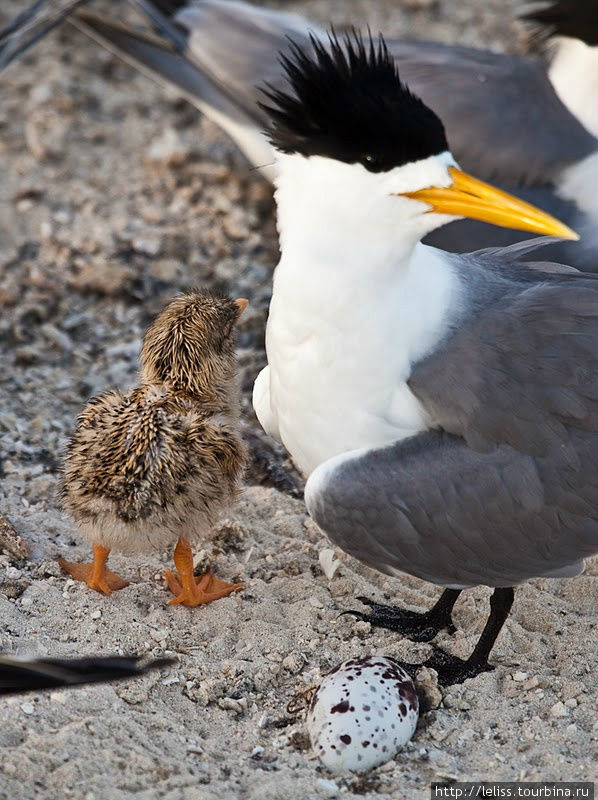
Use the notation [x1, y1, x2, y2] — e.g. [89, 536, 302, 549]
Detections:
[175, 0, 320, 116]
[305, 430, 598, 588]
[409, 275, 598, 457]
[74, 11, 263, 128]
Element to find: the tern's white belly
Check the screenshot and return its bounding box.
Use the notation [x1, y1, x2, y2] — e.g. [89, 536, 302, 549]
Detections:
[265, 332, 431, 476]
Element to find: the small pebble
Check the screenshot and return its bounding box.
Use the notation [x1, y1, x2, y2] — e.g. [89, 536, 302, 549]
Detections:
[521, 677, 539, 691]
[282, 652, 305, 674]
[5, 567, 22, 579]
[352, 620, 371, 636]
[318, 548, 340, 580]
[415, 666, 443, 709]
[146, 128, 190, 165]
[550, 701, 569, 718]
[21, 703, 35, 715]
[315, 778, 340, 798]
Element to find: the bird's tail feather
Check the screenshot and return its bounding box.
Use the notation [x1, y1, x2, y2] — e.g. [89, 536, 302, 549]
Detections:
[0, 655, 173, 695]
[74, 10, 258, 126]
[74, 10, 274, 170]
[0, 0, 89, 70]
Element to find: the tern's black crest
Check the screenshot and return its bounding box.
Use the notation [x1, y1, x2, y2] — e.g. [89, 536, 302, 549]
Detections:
[259, 31, 448, 172]
[522, 0, 598, 46]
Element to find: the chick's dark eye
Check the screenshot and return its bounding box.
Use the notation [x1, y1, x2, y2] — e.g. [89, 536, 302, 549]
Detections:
[362, 153, 383, 172]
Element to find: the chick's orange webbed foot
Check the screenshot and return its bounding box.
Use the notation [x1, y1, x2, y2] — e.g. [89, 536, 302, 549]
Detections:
[58, 545, 129, 595]
[164, 570, 243, 607]
[165, 537, 242, 607]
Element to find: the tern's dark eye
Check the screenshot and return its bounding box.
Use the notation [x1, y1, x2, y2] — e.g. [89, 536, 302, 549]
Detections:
[361, 153, 384, 172]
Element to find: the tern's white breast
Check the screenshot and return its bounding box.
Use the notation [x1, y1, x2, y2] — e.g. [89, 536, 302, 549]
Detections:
[265, 243, 460, 475]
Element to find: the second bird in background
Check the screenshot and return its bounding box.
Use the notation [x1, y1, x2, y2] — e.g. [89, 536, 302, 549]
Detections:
[0, 0, 593, 269]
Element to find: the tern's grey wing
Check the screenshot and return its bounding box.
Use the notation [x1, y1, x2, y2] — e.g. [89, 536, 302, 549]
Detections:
[304, 429, 598, 588]
[410, 269, 598, 457]
[306, 262, 598, 588]
[388, 40, 598, 186]
[154, 0, 323, 123]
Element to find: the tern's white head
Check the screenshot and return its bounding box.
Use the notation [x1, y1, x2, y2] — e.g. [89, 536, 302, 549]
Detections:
[259, 31, 578, 261]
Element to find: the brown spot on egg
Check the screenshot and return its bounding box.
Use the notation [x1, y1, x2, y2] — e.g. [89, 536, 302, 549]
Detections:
[340, 734, 352, 745]
[396, 680, 418, 709]
[330, 700, 350, 714]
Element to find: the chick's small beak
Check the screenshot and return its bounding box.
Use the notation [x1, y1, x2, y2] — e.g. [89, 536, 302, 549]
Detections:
[234, 298, 249, 316]
[398, 166, 579, 240]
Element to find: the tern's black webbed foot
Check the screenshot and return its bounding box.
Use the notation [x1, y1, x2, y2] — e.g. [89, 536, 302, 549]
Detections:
[423, 648, 493, 685]
[344, 589, 461, 643]
[392, 648, 493, 687]
[390, 587, 515, 685]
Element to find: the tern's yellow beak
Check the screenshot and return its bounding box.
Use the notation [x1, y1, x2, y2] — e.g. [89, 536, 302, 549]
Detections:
[398, 166, 579, 240]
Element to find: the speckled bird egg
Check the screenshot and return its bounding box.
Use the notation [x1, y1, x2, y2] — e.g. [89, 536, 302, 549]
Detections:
[306, 656, 418, 773]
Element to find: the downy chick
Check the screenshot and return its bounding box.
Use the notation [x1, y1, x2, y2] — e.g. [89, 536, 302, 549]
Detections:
[59, 290, 248, 607]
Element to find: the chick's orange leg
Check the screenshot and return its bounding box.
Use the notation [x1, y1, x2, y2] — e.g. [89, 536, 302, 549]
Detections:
[165, 537, 243, 607]
[58, 544, 129, 595]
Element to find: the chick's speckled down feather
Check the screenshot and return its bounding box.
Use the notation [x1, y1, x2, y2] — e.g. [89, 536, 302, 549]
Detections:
[61, 291, 247, 553]
[62, 386, 245, 552]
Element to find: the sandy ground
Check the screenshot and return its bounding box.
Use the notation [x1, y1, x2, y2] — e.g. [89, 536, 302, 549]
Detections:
[0, 1, 596, 798]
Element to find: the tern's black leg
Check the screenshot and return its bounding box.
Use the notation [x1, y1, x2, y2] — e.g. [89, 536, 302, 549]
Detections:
[344, 589, 461, 642]
[398, 587, 515, 686]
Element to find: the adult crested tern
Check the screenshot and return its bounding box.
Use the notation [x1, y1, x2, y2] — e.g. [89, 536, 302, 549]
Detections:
[2, 0, 595, 269]
[250, 31, 596, 684]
